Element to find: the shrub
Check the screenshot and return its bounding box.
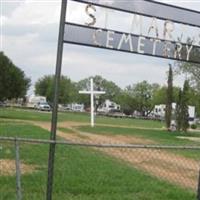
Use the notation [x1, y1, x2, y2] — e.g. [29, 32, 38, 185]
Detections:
[191, 124, 197, 129]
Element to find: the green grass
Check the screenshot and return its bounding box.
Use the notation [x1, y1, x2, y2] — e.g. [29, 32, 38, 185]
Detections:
[0, 121, 50, 199]
[0, 108, 90, 122]
[0, 122, 196, 199]
[58, 127, 76, 134]
[0, 108, 164, 128]
[0, 107, 52, 121]
[96, 116, 164, 128]
[0, 122, 50, 139]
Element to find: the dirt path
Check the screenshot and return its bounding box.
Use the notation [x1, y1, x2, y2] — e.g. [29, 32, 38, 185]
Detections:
[0, 159, 36, 176]
[59, 120, 165, 131]
[11, 120, 200, 191]
[177, 136, 200, 142]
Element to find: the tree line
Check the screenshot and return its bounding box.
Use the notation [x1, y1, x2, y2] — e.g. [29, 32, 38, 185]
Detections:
[35, 73, 200, 119]
[0, 52, 30, 101]
[1, 51, 200, 123]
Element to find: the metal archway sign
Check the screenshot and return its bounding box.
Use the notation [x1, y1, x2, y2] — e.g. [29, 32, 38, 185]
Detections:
[47, 1, 200, 200]
[64, 0, 200, 64]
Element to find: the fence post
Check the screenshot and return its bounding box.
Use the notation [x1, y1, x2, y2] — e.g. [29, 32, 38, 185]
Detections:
[15, 139, 22, 200]
[46, 1, 67, 200]
[197, 168, 200, 200]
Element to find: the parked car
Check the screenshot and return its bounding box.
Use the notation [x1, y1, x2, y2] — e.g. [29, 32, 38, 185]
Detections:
[107, 109, 125, 118]
[36, 102, 51, 111]
[61, 104, 72, 111]
[0, 101, 6, 107]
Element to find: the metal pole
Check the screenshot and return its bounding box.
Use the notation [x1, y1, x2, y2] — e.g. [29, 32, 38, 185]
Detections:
[197, 168, 200, 200]
[46, 0, 67, 199]
[15, 140, 22, 200]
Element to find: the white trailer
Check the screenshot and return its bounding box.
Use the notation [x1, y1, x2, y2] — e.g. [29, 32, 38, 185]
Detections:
[153, 103, 196, 124]
[26, 95, 47, 108]
[97, 99, 121, 113]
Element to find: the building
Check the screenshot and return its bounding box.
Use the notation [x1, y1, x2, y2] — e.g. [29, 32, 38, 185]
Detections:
[97, 99, 121, 113]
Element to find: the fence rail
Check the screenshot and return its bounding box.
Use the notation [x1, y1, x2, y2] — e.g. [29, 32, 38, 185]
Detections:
[0, 136, 200, 200]
[1, 136, 200, 149]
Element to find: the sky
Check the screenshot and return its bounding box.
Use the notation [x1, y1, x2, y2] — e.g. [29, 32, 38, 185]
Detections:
[1, 0, 200, 95]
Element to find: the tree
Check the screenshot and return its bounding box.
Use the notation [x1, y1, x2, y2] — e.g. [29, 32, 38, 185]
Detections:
[175, 89, 182, 132]
[176, 47, 200, 92]
[187, 87, 200, 117]
[153, 86, 180, 106]
[175, 81, 192, 132]
[165, 65, 173, 129]
[175, 45, 200, 118]
[35, 75, 77, 104]
[125, 81, 160, 116]
[76, 75, 121, 110]
[117, 91, 137, 115]
[0, 52, 30, 101]
[181, 80, 190, 132]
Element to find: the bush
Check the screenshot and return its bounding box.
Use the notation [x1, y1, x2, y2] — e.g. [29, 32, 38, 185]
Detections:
[191, 124, 197, 129]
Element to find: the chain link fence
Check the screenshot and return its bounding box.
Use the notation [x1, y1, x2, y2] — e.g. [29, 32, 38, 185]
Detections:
[0, 136, 200, 200]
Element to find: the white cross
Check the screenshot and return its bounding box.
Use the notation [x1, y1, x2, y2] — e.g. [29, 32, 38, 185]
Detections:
[79, 78, 105, 127]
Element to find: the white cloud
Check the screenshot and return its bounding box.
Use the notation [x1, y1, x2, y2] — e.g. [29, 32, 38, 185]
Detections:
[4, 0, 60, 26]
[159, 0, 200, 11]
[61, 45, 174, 88]
[2, 0, 199, 95]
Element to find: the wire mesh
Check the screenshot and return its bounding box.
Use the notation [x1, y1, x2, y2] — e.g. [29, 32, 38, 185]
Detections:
[0, 140, 16, 200]
[0, 137, 200, 200]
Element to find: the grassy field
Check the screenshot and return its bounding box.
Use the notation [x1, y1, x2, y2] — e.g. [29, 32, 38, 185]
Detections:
[0, 108, 164, 128]
[76, 125, 200, 160]
[77, 125, 200, 145]
[0, 121, 197, 200]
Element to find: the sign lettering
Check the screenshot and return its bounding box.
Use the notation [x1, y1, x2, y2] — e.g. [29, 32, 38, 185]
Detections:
[64, 23, 199, 63]
[64, 1, 200, 64]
